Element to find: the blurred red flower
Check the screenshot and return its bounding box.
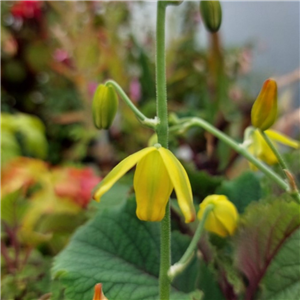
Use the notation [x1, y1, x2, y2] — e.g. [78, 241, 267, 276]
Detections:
[11, 0, 42, 20]
[54, 167, 101, 208]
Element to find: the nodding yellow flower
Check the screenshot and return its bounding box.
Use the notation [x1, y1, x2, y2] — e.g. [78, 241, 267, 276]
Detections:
[197, 195, 238, 237]
[248, 129, 299, 169]
[251, 79, 277, 131]
[93, 144, 195, 223]
[93, 283, 108, 300]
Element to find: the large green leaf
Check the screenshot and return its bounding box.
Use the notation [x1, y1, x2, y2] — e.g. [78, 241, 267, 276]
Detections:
[233, 197, 300, 300]
[197, 260, 225, 300]
[52, 197, 199, 300]
[260, 228, 300, 300]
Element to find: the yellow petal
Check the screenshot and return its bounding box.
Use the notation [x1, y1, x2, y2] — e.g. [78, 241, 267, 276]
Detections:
[248, 129, 277, 168]
[158, 148, 195, 223]
[204, 211, 229, 237]
[93, 147, 156, 202]
[134, 150, 173, 222]
[214, 201, 238, 236]
[265, 130, 299, 149]
[251, 79, 277, 131]
[255, 130, 277, 165]
[198, 195, 238, 237]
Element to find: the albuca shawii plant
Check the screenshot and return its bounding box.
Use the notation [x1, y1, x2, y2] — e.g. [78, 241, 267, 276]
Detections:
[51, 2, 300, 300]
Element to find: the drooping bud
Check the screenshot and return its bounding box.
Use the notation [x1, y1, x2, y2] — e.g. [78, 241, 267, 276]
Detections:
[93, 283, 108, 300]
[92, 84, 118, 130]
[251, 79, 278, 131]
[200, 1, 222, 33]
[197, 195, 238, 237]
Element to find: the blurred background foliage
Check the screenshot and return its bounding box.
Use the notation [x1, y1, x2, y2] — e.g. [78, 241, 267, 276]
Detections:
[1, 1, 299, 299]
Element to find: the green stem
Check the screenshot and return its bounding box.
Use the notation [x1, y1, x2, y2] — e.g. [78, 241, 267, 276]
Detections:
[175, 117, 289, 192]
[105, 80, 157, 129]
[156, 2, 170, 300]
[259, 129, 300, 203]
[168, 204, 214, 282]
[259, 130, 289, 170]
[156, 2, 168, 149]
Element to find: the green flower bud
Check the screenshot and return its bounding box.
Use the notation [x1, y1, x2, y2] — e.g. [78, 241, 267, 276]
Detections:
[251, 79, 278, 131]
[92, 84, 118, 130]
[200, 0, 222, 33]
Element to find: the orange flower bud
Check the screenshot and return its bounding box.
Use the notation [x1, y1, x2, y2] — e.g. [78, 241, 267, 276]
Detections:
[93, 283, 108, 300]
[251, 79, 278, 131]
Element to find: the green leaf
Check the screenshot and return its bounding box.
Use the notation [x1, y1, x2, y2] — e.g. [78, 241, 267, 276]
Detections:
[1, 191, 28, 226]
[198, 260, 225, 300]
[216, 171, 261, 213]
[52, 198, 198, 300]
[233, 197, 300, 300]
[185, 167, 223, 202]
[260, 228, 300, 300]
[16, 113, 48, 159]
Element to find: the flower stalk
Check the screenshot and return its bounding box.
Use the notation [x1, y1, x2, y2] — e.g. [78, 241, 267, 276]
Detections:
[259, 129, 300, 203]
[171, 117, 289, 192]
[156, 2, 170, 299]
[105, 80, 158, 129]
[259, 129, 289, 171]
[168, 204, 214, 282]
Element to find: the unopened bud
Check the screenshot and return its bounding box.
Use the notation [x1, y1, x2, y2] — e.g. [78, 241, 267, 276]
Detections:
[251, 79, 277, 131]
[93, 283, 108, 300]
[200, 0, 222, 33]
[198, 195, 238, 237]
[92, 84, 118, 130]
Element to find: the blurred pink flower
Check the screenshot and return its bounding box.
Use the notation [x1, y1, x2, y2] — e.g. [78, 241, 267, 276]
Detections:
[53, 49, 69, 62]
[129, 78, 141, 103]
[88, 81, 98, 98]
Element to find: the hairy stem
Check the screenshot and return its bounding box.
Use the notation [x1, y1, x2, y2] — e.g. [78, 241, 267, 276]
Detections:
[156, 2, 170, 300]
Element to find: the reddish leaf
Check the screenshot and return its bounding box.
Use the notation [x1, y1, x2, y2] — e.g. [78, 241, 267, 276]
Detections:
[233, 198, 300, 300]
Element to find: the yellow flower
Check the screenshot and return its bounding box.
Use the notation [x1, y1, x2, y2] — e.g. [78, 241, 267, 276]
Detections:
[251, 79, 277, 131]
[93, 283, 108, 300]
[197, 195, 238, 237]
[248, 129, 299, 169]
[93, 145, 196, 223]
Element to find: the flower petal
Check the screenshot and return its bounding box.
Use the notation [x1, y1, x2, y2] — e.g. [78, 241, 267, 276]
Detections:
[158, 148, 195, 223]
[206, 211, 229, 237]
[198, 195, 238, 237]
[214, 202, 238, 236]
[266, 130, 299, 149]
[134, 150, 173, 221]
[248, 129, 277, 168]
[93, 147, 156, 202]
[255, 130, 277, 165]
